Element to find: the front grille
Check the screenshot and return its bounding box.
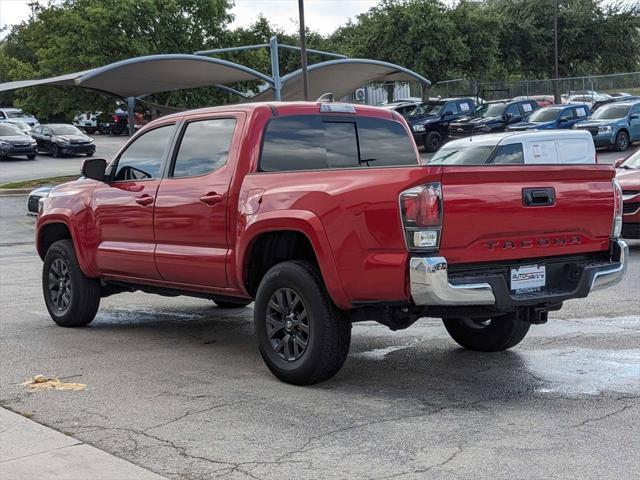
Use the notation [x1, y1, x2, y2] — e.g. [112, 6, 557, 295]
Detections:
[623, 202, 640, 214]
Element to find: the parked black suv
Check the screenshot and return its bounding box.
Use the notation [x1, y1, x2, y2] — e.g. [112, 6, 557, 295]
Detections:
[408, 98, 475, 152]
[448, 99, 539, 139]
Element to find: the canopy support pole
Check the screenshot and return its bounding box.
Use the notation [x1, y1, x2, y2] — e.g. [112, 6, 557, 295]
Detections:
[269, 37, 281, 101]
[127, 96, 135, 136]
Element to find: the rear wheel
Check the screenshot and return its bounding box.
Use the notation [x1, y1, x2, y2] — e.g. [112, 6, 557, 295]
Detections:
[254, 261, 351, 385]
[613, 131, 629, 152]
[423, 131, 442, 153]
[443, 314, 530, 352]
[42, 239, 101, 327]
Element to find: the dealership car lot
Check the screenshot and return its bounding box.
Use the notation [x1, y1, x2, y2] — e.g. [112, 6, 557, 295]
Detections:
[0, 134, 637, 184]
[0, 194, 638, 480]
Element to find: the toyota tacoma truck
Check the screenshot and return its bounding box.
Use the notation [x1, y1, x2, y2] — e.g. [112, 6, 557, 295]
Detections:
[36, 102, 628, 385]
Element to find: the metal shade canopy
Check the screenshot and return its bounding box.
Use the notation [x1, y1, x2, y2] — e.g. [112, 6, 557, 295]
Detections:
[250, 58, 431, 102]
[0, 54, 273, 97]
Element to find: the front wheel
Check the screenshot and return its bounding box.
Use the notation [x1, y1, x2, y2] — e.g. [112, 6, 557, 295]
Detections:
[613, 131, 629, 152]
[443, 314, 530, 352]
[423, 131, 442, 153]
[43, 239, 101, 327]
[27, 154, 36, 160]
[51, 144, 61, 158]
[254, 261, 351, 385]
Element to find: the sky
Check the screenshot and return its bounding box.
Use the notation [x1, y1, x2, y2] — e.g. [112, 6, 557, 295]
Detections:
[0, 0, 379, 37]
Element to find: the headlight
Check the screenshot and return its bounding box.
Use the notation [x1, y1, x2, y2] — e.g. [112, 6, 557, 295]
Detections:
[0, 140, 9, 147]
[598, 125, 612, 135]
[412, 124, 426, 132]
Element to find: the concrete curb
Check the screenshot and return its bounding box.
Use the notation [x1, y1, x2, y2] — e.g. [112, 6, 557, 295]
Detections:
[0, 189, 31, 196]
[0, 407, 168, 480]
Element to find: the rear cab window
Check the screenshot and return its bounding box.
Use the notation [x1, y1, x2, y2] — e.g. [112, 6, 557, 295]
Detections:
[259, 114, 417, 172]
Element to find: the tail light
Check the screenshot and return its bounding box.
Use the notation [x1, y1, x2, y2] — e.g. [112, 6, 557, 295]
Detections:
[399, 183, 442, 251]
[612, 178, 623, 238]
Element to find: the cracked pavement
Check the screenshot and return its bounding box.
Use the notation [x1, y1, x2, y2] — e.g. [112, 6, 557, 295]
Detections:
[0, 195, 638, 480]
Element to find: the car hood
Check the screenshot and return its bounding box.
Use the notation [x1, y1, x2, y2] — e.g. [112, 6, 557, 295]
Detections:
[508, 121, 553, 130]
[0, 135, 34, 144]
[54, 134, 92, 142]
[409, 114, 439, 124]
[576, 119, 617, 128]
[616, 168, 640, 190]
[451, 116, 502, 125]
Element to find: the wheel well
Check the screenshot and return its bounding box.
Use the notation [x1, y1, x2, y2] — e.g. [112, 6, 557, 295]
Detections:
[38, 223, 72, 259]
[617, 128, 629, 137]
[245, 231, 319, 297]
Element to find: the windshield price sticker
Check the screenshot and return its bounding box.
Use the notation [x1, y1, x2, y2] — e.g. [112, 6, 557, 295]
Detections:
[577, 107, 586, 116]
[460, 102, 470, 111]
[510, 265, 545, 292]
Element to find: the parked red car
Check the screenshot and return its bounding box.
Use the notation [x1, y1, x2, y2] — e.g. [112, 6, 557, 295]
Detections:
[616, 149, 640, 238]
[36, 102, 627, 384]
[515, 95, 555, 107]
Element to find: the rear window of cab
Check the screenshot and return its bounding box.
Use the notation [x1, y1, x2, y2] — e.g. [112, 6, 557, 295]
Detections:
[259, 115, 417, 172]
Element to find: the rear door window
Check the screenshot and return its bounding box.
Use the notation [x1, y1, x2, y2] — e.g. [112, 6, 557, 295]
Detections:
[260, 115, 416, 172]
[171, 118, 236, 177]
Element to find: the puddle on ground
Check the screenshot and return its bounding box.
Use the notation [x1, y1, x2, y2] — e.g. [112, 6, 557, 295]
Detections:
[21, 375, 86, 391]
[525, 348, 640, 396]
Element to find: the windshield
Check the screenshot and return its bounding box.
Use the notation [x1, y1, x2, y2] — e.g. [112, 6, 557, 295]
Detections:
[6, 109, 25, 118]
[474, 103, 506, 118]
[409, 103, 443, 117]
[622, 150, 640, 169]
[528, 109, 560, 122]
[429, 144, 496, 165]
[591, 104, 631, 120]
[51, 125, 83, 135]
[0, 124, 23, 136]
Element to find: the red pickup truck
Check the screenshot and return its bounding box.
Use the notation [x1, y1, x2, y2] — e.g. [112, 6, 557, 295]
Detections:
[36, 102, 628, 385]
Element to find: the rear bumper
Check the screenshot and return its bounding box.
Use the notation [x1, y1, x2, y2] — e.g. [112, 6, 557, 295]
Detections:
[409, 239, 628, 309]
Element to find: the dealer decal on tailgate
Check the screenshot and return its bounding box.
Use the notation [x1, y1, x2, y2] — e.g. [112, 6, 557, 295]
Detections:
[510, 265, 546, 293]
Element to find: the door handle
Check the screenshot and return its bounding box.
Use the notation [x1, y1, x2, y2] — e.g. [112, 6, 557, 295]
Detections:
[200, 192, 223, 206]
[522, 188, 555, 207]
[134, 194, 154, 206]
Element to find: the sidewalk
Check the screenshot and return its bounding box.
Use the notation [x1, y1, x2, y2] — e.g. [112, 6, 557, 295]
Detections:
[0, 407, 167, 480]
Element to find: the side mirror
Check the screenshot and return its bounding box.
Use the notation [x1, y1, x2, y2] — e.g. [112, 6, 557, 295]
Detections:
[81, 158, 107, 182]
[614, 158, 625, 168]
[630, 113, 639, 120]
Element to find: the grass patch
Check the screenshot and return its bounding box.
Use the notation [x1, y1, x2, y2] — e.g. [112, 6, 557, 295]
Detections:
[0, 175, 77, 190]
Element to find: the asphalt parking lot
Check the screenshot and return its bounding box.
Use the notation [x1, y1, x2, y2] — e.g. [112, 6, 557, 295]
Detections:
[0, 134, 638, 184]
[0, 192, 638, 479]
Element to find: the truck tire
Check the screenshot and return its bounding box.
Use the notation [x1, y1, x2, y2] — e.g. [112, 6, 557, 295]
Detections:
[214, 300, 251, 309]
[613, 131, 629, 152]
[42, 239, 101, 327]
[254, 261, 351, 385]
[442, 314, 530, 352]
[423, 131, 442, 153]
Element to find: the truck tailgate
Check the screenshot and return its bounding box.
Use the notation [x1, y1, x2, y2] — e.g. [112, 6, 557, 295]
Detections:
[439, 165, 616, 264]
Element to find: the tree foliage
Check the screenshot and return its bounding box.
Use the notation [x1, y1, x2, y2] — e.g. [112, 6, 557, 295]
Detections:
[1, 0, 638, 120]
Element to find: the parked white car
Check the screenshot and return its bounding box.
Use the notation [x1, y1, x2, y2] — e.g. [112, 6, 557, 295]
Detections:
[0, 108, 39, 128]
[429, 130, 596, 165]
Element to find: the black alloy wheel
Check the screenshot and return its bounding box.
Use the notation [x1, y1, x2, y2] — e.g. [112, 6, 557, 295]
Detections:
[614, 131, 629, 152]
[48, 258, 72, 313]
[266, 287, 310, 361]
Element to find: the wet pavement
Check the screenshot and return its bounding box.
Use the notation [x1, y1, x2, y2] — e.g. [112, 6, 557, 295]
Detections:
[0, 195, 638, 480]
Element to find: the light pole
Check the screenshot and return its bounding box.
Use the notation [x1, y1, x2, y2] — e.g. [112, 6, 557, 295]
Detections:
[553, 0, 560, 104]
[298, 0, 309, 101]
